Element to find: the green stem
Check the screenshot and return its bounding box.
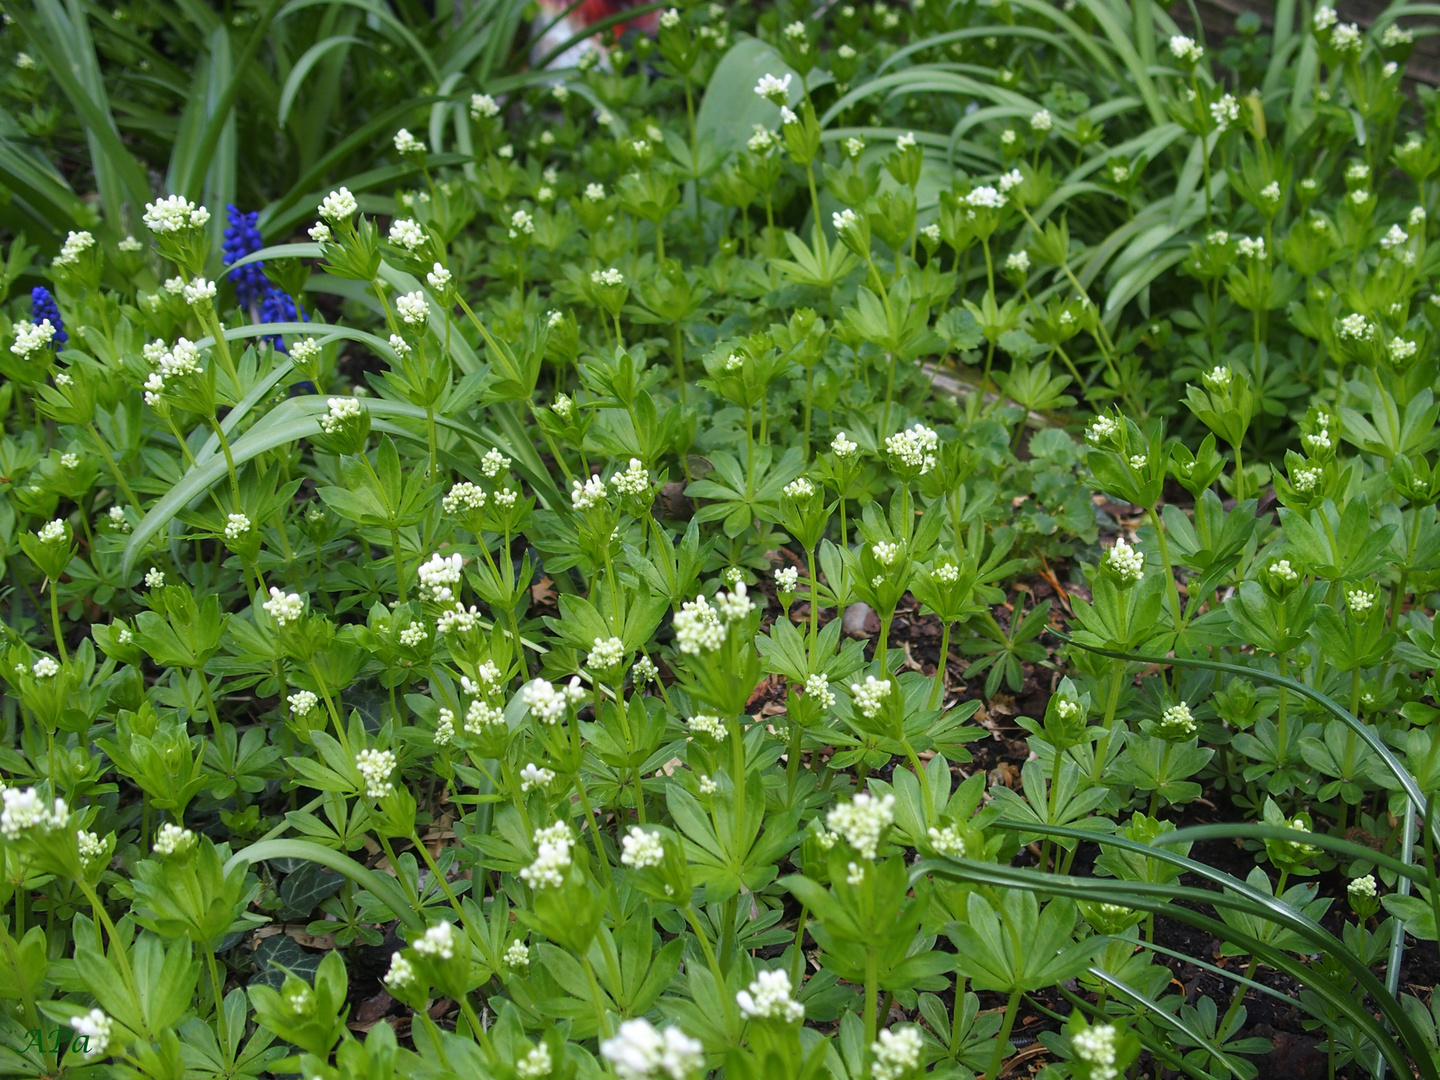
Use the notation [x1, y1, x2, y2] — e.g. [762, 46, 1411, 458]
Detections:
[581, 953, 614, 1040]
[1089, 664, 1126, 785]
[204, 946, 231, 1065]
[928, 621, 952, 710]
[985, 986, 1023, 1080]
[48, 584, 67, 664]
[411, 831, 466, 922]
[864, 947, 881, 1055]
[208, 418, 242, 506]
[458, 994, 498, 1059]
[1147, 506, 1185, 637]
[87, 423, 140, 509]
[684, 904, 733, 1019]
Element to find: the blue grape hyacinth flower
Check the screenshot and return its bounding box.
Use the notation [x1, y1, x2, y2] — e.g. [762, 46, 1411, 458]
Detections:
[222, 205, 270, 308]
[261, 285, 309, 368]
[30, 286, 66, 346]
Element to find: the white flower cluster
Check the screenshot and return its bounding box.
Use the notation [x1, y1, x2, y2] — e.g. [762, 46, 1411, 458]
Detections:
[153, 823, 196, 857]
[1158, 702, 1196, 738]
[1236, 236, 1266, 260]
[182, 277, 216, 306]
[591, 267, 625, 287]
[805, 673, 835, 711]
[141, 337, 203, 403]
[10, 319, 57, 358]
[884, 423, 939, 473]
[611, 458, 650, 497]
[224, 513, 252, 541]
[754, 72, 793, 105]
[1105, 537, 1144, 585]
[588, 636, 625, 671]
[38, 518, 67, 544]
[289, 690, 318, 717]
[413, 921, 455, 960]
[1346, 587, 1375, 615]
[319, 187, 357, 221]
[1331, 22, 1362, 52]
[520, 822, 574, 889]
[69, 1009, 113, 1059]
[509, 210, 534, 238]
[355, 748, 396, 799]
[396, 291, 430, 325]
[736, 968, 805, 1022]
[571, 475, 608, 510]
[1210, 94, 1240, 130]
[465, 700, 504, 734]
[1030, 109, 1053, 133]
[436, 603, 481, 636]
[319, 396, 363, 435]
[783, 476, 815, 499]
[516, 1043, 552, 1079]
[1389, 338, 1418, 364]
[1005, 251, 1030, 273]
[389, 218, 425, 250]
[673, 595, 725, 655]
[143, 194, 210, 233]
[393, 128, 425, 155]
[1381, 23, 1413, 46]
[871, 1026, 923, 1080]
[521, 677, 585, 724]
[1349, 874, 1378, 899]
[832, 431, 859, 457]
[470, 93, 500, 118]
[1168, 35, 1204, 63]
[1337, 313, 1371, 340]
[688, 714, 728, 741]
[776, 566, 800, 592]
[927, 824, 966, 857]
[53, 230, 95, 268]
[965, 185, 1006, 209]
[871, 541, 906, 572]
[1380, 224, 1409, 251]
[78, 830, 107, 867]
[383, 952, 415, 990]
[621, 826, 665, 869]
[444, 482, 487, 514]
[827, 791, 896, 860]
[1268, 559, 1299, 586]
[1072, 1024, 1119, 1079]
[0, 788, 69, 839]
[850, 675, 893, 720]
[263, 587, 304, 626]
[748, 127, 779, 154]
[418, 552, 464, 603]
[1302, 424, 1331, 455]
[505, 939, 530, 967]
[434, 708, 455, 745]
[32, 656, 60, 678]
[601, 1018, 704, 1080]
[291, 338, 322, 365]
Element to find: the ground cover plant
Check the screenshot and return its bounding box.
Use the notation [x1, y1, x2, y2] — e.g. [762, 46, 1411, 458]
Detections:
[2, 0, 1440, 1076]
